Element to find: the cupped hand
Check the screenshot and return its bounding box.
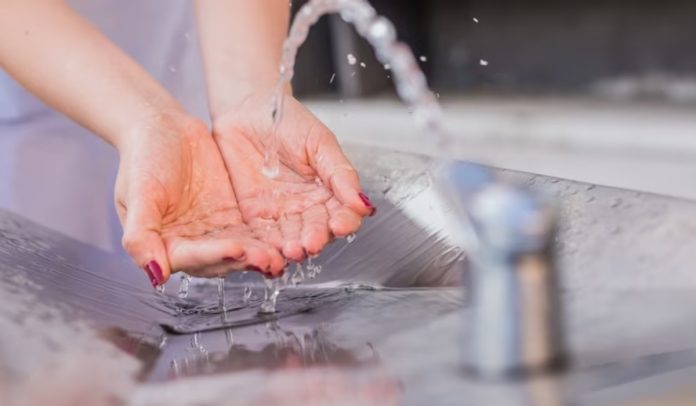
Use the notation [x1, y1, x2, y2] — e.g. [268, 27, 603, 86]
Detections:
[212, 92, 375, 262]
[114, 112, 286, 286]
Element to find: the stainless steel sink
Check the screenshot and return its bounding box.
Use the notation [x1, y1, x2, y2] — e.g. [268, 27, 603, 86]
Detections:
[2, 144, 696, 405]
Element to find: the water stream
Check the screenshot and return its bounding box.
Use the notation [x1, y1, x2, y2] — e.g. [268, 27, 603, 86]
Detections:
[254, 0, 448, 315]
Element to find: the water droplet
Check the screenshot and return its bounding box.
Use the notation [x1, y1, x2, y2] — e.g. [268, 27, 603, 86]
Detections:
[329, 73, 336, 83]
[473, 17, 479, 23]
[217, 277, 226, 311]
[419, 55, 427, 62]
[243, 284, 252, 304]
[178, 274, 191, 299]
[156, 284, 165, 294]
[383, 64, 391, 70]
[360, 62, 367, 68]
[262, 155, 280, 179]
[346, 53, 357, 65]
[346, 233, 357, 244]
[158, 335, 168, 349]
[291, 263, 305, 286]
[479, 59, 489, 66]
[259, 278, 281, 314]
[366, 17, 395, 45]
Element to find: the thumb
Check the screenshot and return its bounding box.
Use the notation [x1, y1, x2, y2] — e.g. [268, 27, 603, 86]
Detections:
[312, 128, 375, 217]
[120, 196, 171, 288]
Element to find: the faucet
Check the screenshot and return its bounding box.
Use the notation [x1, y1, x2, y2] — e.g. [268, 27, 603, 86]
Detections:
[436, 161, 567, 380]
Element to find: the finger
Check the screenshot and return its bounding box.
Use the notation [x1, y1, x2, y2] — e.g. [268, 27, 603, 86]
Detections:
[120, 197, 170, 287]
[167, 235, 282, 278]
[326, 197, 363, 237]
[308, 126, 374, 217]
[265, 246, 287, 277]
[279, 213, 304, 261]
[301, 204, 331, 256]
[166, 236, 245, 272]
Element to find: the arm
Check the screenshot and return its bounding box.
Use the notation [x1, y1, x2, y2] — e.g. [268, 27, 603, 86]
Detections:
[194, 0, 290, 119]
[0, 0, 287, 283]
[194, 1, 375, 260]
[0, 0, 183, 149]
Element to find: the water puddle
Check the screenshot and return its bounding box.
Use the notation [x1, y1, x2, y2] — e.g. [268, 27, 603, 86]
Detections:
[160, 283, 368, 334]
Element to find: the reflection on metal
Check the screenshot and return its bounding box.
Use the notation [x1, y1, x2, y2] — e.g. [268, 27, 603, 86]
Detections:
[437, 161, 567, 379]
[7, 144, 696, 403]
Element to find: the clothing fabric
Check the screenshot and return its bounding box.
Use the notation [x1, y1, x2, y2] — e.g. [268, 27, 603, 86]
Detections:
[0, 0, 209, 253]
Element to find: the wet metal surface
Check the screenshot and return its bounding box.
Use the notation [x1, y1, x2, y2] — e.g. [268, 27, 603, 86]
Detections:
[3, 145, 696, 404]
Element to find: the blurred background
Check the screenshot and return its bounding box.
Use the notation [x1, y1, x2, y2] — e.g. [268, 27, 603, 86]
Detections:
[287, 0, 696, 201]
[292, 0, 696, 101]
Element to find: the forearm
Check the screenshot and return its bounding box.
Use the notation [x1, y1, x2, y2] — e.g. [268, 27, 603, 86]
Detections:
[0, 0, 183, 149]
[194, 0, 290, 119]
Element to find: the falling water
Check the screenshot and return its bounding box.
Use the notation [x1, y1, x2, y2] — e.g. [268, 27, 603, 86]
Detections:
[217, 277, 226, 311]
[259, 277, 281, 314]
[256, 0, 449, 314]
[178, 274, 191, 299]
[242, 284, 252, 304]
[291, 262, 305, 286]
[262, 0, 447, 178]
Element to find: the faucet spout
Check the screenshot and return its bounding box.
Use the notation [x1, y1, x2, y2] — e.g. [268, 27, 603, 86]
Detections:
[437, 161, 567, 380]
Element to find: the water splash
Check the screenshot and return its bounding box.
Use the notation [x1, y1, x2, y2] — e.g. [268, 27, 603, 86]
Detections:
[291, 263, 305, 286]
[346, 233, 357, 244]
[178, 274, 191, 299]
[156, 284, 165, 294]
[259, 277, 281, 314]
[262, 0, 448, 178]
[217, 277, 226, 311]
[242, 283, 252, 304]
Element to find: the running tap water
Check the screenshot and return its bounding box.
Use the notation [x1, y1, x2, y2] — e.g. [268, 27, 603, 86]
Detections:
[259, 2, 566, 376]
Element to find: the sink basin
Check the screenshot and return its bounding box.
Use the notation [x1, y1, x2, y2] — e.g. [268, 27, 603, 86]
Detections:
[2, 144, 696, 405]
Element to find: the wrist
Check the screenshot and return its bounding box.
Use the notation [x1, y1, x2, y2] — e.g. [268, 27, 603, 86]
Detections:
[116, 106, 199, 155]
[208, 79, 292, 123]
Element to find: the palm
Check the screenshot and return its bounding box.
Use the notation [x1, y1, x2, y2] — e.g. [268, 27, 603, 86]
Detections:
[115, 116, 285, 282]
[213, 95, 372, 262]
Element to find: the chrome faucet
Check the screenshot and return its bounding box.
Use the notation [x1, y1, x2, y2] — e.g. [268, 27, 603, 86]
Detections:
[437, 161, 567, 380]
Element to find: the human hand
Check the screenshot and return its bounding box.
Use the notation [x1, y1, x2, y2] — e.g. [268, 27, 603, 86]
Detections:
[114, 112, 286, 287]
[212, 92, 375, 262]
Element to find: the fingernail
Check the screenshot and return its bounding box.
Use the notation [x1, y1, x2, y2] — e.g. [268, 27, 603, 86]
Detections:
[246, 266, 264, 274]
[147, 260, 164, 285]
[358, 192, 373, 208]
[359, 192, 377, 216]
[143, 265, 157, 287]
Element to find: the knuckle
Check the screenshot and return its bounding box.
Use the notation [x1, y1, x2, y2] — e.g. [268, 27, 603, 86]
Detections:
[121, 232, 145, 255]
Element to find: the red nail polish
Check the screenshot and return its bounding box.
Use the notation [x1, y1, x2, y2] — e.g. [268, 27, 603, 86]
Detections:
[148, 260, 164, 285]
[359, 192, 373, 208]
[144, 265, 157, 287]
[247, 265, 263, 274]
[359, 192, 377, 216]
